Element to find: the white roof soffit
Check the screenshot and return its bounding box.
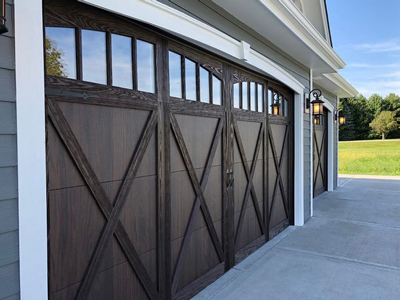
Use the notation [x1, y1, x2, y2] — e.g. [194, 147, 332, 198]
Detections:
[314, 73, 358, 98]
[79, 0, 305, 93]
[212, 0, 345, 74]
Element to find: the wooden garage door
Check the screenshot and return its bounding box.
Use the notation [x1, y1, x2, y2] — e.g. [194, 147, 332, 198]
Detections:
[229, 68, 267, 260]
[45, 3, 164, 299]
[313, 111, 328, 197]
[44, 1, 294, 299]
[167, 42, 226, 299]
[267, 83, 294, 237]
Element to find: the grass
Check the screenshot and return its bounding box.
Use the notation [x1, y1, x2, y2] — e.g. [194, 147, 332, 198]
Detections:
[339, 139, 400, 176]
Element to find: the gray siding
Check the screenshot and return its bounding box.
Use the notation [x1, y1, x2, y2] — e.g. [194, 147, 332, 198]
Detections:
[157, 0, 313, 222]
[0, 0, 20, 299]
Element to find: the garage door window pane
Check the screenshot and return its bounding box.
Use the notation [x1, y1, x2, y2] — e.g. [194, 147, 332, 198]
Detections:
[137, 40, 156, 93]
[273, 92, 279, 115]
[82, 30, 107, 84]
[200, 67, 210, 103]
[250, 82, 256, 111]
[268, 88, 273, 114]
[257, 84, 263, 112]
[213, 76, 222, 105]
[169, 51, 182, 98]
[45, 27, 76, 79]
[112, 34, 133, 89]
[185, 58, 196, 101]
[234, 83, 240, 108]
[284, 97, 289, 117]
[242, 82, 249, 110]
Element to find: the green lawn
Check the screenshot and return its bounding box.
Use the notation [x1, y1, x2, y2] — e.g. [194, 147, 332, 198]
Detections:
[339, 139, 400, 176]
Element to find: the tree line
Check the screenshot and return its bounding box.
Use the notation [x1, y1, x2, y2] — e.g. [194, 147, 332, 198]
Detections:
[339, 94, 400, 141]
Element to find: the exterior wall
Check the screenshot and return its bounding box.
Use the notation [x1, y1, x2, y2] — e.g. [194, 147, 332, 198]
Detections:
[315, 85, 339, 189]
[0, 1, 20, 299]
[157, 0, 313, 222]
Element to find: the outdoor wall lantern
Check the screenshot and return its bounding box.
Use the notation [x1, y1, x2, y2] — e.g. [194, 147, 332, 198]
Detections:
[305, 89, 325, 116]
[339, 111, 346, 125]
[310, 89, 324, 116]
[0, 0, 8, 35]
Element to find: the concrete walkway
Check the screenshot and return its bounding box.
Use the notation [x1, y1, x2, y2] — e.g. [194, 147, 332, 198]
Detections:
[193, 176, 400, 300]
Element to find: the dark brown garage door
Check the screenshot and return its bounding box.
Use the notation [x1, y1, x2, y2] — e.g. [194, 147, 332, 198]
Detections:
[313, 110, 328, 197]
[44, 1, 294, 299]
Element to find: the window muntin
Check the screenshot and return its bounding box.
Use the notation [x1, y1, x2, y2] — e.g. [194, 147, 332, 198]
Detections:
[45, 27, 77, 79]
[111, 34, 133, 89]
[212, 76, 222, 105]
[137, 39, 156, 93]
[82, 30, 107, 84]
[169, 51, 182, 98]
[200, 67, 210, 103]
[185, 58, 197, 101]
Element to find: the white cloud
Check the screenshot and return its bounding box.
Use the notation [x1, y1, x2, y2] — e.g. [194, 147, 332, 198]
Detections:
[353, 39, 400, 53]
[346, 63, 400, 69]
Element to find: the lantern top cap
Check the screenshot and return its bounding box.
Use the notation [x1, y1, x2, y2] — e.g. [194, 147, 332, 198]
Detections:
[309, 89, 324, 104]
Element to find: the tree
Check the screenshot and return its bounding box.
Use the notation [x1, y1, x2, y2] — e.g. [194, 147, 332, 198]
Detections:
[45, 37, 67, 77]
[369, 111, 399, 140]
[339, 95, 373, 141]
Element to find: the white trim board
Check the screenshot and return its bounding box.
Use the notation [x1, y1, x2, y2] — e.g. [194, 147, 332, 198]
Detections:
[323, 100, 335, 192]
[15, 0, 48, 299]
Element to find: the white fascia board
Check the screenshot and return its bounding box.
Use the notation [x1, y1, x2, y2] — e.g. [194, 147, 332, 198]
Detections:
[80, 0, 305, 94]
[267, 0, 345, 70]
[315, 73, 358, 98]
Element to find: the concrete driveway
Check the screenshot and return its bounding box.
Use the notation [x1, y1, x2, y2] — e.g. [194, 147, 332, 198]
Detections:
[193, 175, 400, 300]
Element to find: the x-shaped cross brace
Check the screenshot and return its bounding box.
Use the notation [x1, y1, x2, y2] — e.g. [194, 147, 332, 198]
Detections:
[48, 100, 160, 300]
[313, 129, 326, 192]
[169, 114, 224, 296]
[268, 125, 289, 224]
[233, 118, 266, 249]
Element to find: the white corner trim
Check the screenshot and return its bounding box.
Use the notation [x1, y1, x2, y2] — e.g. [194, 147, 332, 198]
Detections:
[309, 70, 314, 217]
[240, 41, 251, 61]
[327, 110, 334, 191]
[294, 93, 304, 226]
[15, 0, 48, 299]
[322, 99, 334, 191]
[79, 0, 305, 94]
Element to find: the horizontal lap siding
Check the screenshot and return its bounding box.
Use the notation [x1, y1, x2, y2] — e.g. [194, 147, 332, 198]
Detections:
[0, 1, 20, 299]
[157, 0, 312, 222]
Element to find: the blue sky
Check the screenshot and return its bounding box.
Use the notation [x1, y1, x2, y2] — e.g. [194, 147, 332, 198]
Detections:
[326, 0, 400, 98]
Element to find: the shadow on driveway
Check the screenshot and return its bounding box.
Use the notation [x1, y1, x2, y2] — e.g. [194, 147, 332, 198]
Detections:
[193, 175, 400, 300]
